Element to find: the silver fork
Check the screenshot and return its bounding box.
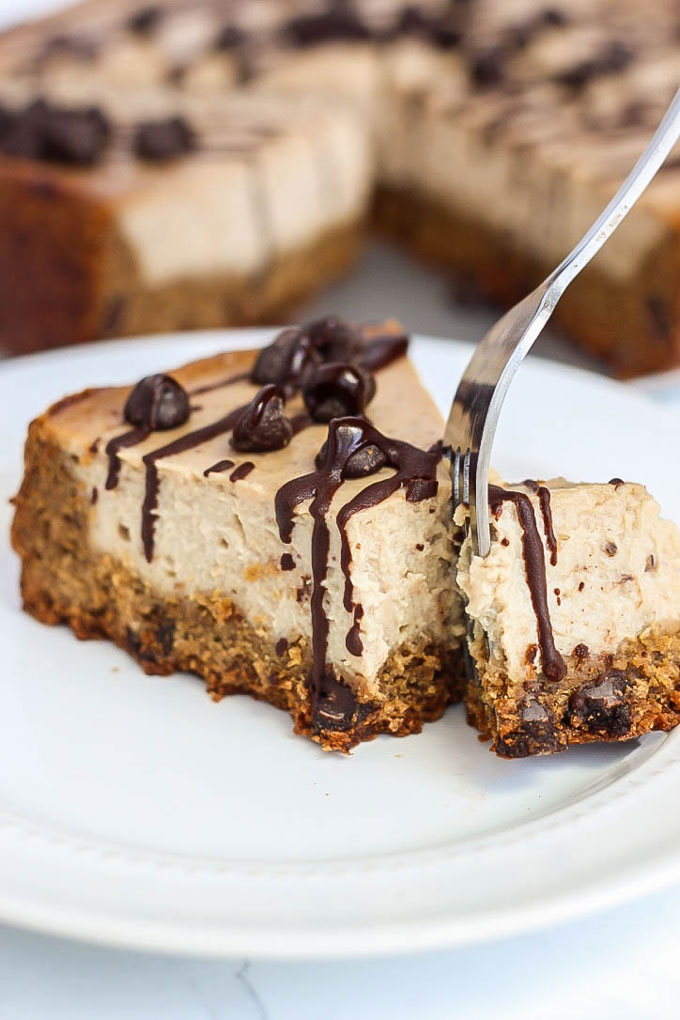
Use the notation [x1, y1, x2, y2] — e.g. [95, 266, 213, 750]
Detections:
[444, 87, 680, 562]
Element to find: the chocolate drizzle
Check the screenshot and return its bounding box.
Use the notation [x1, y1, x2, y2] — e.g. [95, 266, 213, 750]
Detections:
[203, 458, 234, 477]
[230, 462, 254, 482]
[358, 334, 409, 373]
[275, 418, 440, 711]
[537, 485, 558, 566]
[141, 406, 245, 561]
[105, 427, 149, 489]
[489, 485, 566, 682]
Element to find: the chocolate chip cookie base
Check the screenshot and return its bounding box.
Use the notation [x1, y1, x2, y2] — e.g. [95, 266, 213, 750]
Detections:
[465, 631, 680, 758]
[0, 158, 364, 354]
[374, 186, 680, 378]
[11, 424, 463, 753]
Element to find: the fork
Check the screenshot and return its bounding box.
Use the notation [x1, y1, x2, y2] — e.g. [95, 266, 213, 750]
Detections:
[444, 87, 680, 562]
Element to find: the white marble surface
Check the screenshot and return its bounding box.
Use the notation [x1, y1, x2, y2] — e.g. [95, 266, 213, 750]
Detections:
[2, 2, 680, 1014]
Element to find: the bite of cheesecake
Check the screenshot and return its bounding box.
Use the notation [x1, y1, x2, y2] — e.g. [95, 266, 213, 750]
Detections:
[457, 478, 680, 757]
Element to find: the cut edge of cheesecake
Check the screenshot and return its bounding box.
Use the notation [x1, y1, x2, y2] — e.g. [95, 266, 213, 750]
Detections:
[11, 321, 465, 752]
[456, 478, 680, 757]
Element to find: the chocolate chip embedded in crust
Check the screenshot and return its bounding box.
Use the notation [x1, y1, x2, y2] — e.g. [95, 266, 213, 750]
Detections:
[567, 669, 631, 737]
[133, 116, 195, 162]
[573, 642, 589, 659]
[251, 328, 319, 392]
[124, 373, 190, 430]
[231, 384, 292, 453]
[495, 697, 561, 757]
[126, 6, 162, 34]
[312, 670, 372, 733]
[302, 362, 376, 423]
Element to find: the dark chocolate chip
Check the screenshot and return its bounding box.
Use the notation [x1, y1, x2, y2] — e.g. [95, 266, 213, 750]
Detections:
[496, 697, 561, 756]
[302, 314, 363, 363]
[314, 433, 388, 477]
[471, 47, 505, 88]
[280, 553, 295, 571]
[302, 362, 375, 423]
[250, 328, 319, 392]
[275, 637, 288, 656]
[573, 642, 589, 659]
[231, 384, 293, 453]
[604, 541, 618, 557]
[284, 10, 370, 47]
[557, 40, 634, 89]
[541, 8, 567, 26]
[42, 105, 110, 165]
[608, 477, 624, 488]
[126, 6, 161, 34]
[133, 116, 195, 162]
[214, 23, 246, 50]
[313, 669, 371, 732]
[124, 374, 190, 430]
[0, 99, 110, 164]
[567, 670, 631, 737]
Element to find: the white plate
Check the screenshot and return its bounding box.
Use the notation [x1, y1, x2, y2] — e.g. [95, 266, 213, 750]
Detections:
[2, 329, 680, 960]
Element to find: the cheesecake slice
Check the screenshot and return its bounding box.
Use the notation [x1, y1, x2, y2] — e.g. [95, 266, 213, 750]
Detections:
[11, 318, 464, 751]
[457, 479, 680, 757]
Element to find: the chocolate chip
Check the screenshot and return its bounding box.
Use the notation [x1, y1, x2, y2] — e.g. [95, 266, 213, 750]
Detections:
[541, 8, 567, 26]
[390, 7, 461, 48]
[303, 315, 363, 363]
[127, 6, 161, 34]
[275, 637, 288, 657]
[313, 669, 371, 733]
[578, 581, 585, 591]
[567, 670, 631, 737]
[284, 10, 370, 47]
[42, 105, 110, 165]
[280, 553, 295, 571]
[496, 697, 560, 757]
[0, 99, 110, 165]
[573, 642, 589, 659]
[604, 541, 618, 557]
[608, 477, 624, 488]
[302, 362, 376, 423]
[557, 40, 633, 89]
[133, 116, 195, 162]
[231, 384, 293, 453]
[251, 328, 319, 392]
[124, 374, 190, 430]
[471, 47, 505, 88]
[314, 432, 388, 478]
[214, 23, 246, 50]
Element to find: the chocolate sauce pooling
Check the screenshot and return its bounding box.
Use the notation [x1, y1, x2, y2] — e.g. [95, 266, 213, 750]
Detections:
[275, 418, 440, 711]
[489, 485, 566, 682]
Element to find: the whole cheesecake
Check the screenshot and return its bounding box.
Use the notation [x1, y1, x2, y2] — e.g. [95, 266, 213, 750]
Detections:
[2, 0, 680, 373]
[11, 315, 680, 755]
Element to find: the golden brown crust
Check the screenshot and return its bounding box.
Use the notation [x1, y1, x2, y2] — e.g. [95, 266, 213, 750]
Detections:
[374, 186, 680, 378]
[465, 631, 680, 758]
[0, 155, 363, 355]
[11, 414, 463, 753]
